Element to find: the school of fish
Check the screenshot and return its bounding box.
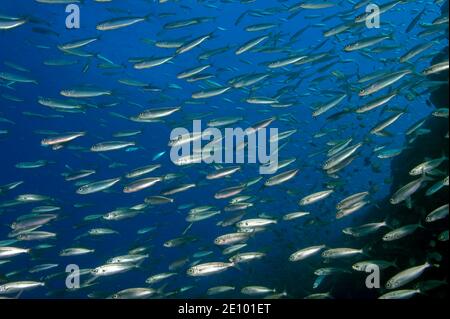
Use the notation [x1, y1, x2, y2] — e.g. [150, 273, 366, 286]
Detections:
[0, 0, 448, 299]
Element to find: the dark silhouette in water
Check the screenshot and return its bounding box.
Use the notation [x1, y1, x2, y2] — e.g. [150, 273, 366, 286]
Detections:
[326, 1, 449, 299]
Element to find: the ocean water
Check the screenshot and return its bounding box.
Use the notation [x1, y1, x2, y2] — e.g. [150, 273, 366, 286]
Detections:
[0, 0, 448, 299]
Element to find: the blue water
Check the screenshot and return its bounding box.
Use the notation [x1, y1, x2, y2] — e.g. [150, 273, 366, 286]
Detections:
[0, 0, 447, 299]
